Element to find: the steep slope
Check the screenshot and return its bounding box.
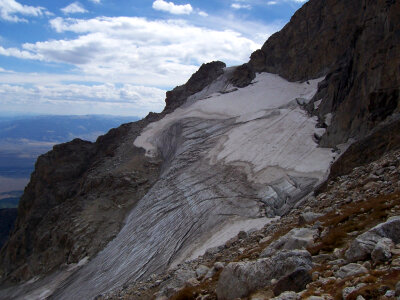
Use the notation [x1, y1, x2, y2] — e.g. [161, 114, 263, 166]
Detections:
[0, 209, 17, 249]
[0, 61, 228, 286]
[247, 0, 400, 146]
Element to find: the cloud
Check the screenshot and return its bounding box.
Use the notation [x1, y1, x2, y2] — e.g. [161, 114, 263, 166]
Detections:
[21, 16, 260, 86]
[198, 11, 208, 17]
[231, 3, 252, 9]
[0, 83, 166, 116]
[152, 0, 193, 15]
[0, 0, 48, 22]
[89, 0, 101, 3]
[0, 15, 279, 116]
[267, 0, 307, 4]
[0, 45, 42, 60]
[61, 2, 87, 14]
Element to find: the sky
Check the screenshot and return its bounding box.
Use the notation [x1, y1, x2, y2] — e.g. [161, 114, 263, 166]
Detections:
[0, 0, 307, 117]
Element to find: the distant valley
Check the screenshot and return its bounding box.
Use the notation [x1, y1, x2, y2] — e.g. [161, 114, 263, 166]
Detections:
[0, 115, 138, 201]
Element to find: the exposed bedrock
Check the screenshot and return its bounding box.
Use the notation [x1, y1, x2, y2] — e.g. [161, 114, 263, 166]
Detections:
[0, 119, 162, 284]
[0, 209, 17, 250]
[164, 61, 226, 113]
[247, 0, 400, 146]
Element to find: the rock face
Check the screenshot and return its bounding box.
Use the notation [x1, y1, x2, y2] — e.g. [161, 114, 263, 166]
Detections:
[164, 61, 226, 113]
[0, 121, 162, 283]
[247, 0, 400, 146]
[0, 209, 17, 249]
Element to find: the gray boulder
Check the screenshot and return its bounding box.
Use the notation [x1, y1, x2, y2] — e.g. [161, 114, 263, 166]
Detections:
[195, 265, 210, 279]
[345, 216, 400, 262]
[371, 238, 394, 263]
[335, 263, 368, 279]
[273, 268, 312, 296]
[216, 250, 312, 300]
[260, 228, 318, 257]
[298, 212, 323, 225]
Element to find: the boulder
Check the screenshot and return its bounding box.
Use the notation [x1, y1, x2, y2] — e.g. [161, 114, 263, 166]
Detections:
[371, 238, 394, 263]
[298, 212, 323, 225]
[345, 216, 400, 262]
[273, 268, 312, 296]
[195, 265, 210, 279]
[216, 250, 312, 300]
[260, 228, 318, 257]
[342, 283, 366, 300]
[335, 263, 368, 279]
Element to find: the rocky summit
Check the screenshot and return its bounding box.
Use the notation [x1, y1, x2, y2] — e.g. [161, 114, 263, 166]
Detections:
[0, 0, 399, 299]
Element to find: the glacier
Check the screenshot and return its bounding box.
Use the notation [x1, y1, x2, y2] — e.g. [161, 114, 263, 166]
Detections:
[0, 70, 338, 299]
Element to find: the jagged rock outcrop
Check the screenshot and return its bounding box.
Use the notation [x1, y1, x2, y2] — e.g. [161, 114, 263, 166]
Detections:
[0, 209, 17, 249]
[247, 0, 400, 146]
[0, 120, 162, 283]
[164, 61, 226, 113]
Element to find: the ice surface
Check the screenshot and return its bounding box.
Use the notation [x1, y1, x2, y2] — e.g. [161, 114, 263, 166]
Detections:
[135, 72, 333, 185]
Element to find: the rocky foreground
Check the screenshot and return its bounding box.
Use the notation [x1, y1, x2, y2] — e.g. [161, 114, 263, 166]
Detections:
[101, 145, 400, 299]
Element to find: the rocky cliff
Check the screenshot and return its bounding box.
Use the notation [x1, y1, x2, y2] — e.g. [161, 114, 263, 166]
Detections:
[0, 0, 399, 299]
[248, 0, 400, 146]
[0, 209, 17, 250]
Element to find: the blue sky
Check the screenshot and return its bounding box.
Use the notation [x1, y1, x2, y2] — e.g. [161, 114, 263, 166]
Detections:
[0, 0, 307, 117]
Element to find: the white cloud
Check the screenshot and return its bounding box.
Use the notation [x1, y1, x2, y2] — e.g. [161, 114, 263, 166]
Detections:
[198, 11, 208, 17]
[29, 16, 260, 85]
[0, 15, 279, 116]
[152, 0, 193, 15]
[89, 0, 101, 3]
[61, 2, 87, 14]
[0, 0, 48, 22]
[0, 45, 42, 60]
[231, 3, 251, 9]
[0, 83, 166, 116]
[267, 0, 307, 4]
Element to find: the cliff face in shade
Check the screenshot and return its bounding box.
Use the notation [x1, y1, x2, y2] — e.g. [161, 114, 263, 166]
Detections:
[164, 61, 226, 113]
[248, 0, 400, 146]
[0, 209, 17, 250]
[0, 120, 162, 283]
